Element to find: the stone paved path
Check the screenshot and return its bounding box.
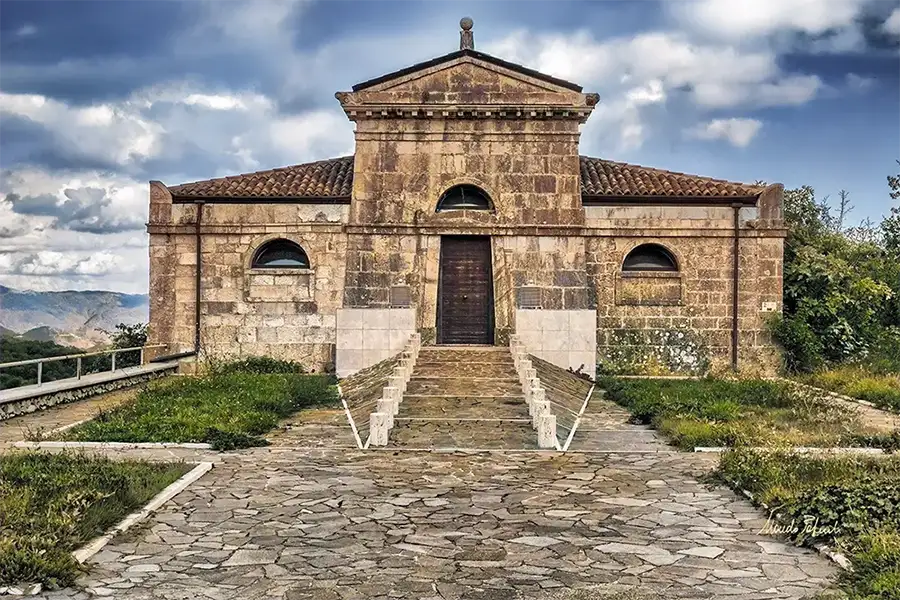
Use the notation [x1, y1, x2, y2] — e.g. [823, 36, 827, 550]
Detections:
[0, 387, 138, 443]
[390, 347, 537, 449]
[2, 357, 839, 599]
[33, 447, 835, 600]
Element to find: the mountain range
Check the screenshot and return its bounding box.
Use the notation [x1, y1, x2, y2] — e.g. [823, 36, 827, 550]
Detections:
[0, 285, 149, 349]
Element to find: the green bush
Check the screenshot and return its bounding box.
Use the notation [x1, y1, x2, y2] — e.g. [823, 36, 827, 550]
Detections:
[840, 529, 900, 600]
[210, 356, 306, 375]
[770, 314, 824, 374]
[64, 372, 339, 448]
[0, 452, 186, 587]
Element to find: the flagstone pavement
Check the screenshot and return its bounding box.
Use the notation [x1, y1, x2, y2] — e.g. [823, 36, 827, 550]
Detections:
[27, 445, 836, 600]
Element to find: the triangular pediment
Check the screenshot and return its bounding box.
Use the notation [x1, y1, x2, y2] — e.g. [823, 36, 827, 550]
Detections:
[338, 50, 593, 109]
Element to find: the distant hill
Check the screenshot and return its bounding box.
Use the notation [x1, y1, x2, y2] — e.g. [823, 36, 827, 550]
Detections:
[21, 326, 57, 342]
[0, 285, 148, 348]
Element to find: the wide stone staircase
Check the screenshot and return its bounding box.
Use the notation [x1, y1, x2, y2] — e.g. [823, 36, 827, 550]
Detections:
[389, 346, 538, 449]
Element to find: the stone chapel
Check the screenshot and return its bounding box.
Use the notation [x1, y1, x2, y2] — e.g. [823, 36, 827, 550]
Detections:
[147, 19, 785, 377]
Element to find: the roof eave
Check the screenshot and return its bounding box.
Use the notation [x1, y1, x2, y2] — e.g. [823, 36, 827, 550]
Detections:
[171, 195, 352, 205]
[581, 195, 760, 207]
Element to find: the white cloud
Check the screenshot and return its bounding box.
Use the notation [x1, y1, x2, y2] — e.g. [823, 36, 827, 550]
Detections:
[674, 0, 867, 39]
[885, 8, 900, 36]
[16, 24, 37, 38]
[486, 29, 819, 152]
[686, 118, 763, 147]
[845, 73, 876, 93]
[0, 92, 163, 167]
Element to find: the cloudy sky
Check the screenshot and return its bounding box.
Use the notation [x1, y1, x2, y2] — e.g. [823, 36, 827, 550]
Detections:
[1, 0, 898, 295]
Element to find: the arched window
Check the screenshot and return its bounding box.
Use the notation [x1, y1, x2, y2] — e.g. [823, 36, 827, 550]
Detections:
[251, 239, 310, 268]
[622, 244, 678, 272]
[436, 184, 492, 211]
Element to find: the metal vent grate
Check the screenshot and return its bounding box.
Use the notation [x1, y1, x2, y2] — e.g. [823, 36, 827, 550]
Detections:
[389, 286, 412, 307]
[517, 286, 542, 309]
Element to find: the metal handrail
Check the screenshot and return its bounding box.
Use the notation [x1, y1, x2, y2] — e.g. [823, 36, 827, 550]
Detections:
[0, 344, 167, 386]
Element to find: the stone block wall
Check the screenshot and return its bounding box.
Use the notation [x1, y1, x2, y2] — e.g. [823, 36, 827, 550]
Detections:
[335, 308, 416, 377]
[585, 203, 784, 374]
[148, 183, 350, 371]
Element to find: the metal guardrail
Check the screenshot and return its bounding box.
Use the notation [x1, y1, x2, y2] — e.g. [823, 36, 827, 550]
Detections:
[0, 344, 167, 386]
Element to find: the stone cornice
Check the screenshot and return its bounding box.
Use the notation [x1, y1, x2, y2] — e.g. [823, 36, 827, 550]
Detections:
[342, 223, 787, 238]
[146, 223, 345, 235]
[147, 222, 786, 239]
[341, 105, 594, 123]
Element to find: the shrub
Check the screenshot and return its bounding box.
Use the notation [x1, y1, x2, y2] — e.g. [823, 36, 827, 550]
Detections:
[0, 452, 186, 587]
[840, 529, 900, 600]
[211, 356, 306, 375]
[770, 314, 824, 374]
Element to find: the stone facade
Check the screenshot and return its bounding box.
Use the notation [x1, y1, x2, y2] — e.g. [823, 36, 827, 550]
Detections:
[148, 35, 784, 377]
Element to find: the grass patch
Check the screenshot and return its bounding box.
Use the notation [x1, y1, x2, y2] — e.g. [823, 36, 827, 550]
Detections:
[796, 366, 900, 414]
[0, 452, 187, 588]
[718, 449, 900, 600]
[61, 359, 339, 449]
[599, 377, 889, 450]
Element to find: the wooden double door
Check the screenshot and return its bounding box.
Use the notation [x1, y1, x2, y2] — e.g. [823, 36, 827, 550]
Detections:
[437, 236, 494, 345]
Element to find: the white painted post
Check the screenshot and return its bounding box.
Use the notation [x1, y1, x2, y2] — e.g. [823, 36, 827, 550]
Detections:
[530, 389, 546, 421]
[537, 414, 557, 449]
[369, 412, 389, 446]
[111, 351, 117, 372]
[76, 357, 82, 380]
[532, 400, 550, 429]
[389, 376, 405, 394]
[519, 361, 532, 384]
[383, 386, 400, 402]
[37, 361, 43, 386]
[376, 399, 394, 428]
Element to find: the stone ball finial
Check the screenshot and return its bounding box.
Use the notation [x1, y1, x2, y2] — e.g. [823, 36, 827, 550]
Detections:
[459, 17, 475, 50]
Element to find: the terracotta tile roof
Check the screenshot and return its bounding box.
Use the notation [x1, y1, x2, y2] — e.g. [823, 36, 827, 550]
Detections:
[579, 156, 764, 198]
[168, 156, 354, 199]
[166, 154, 763, 200]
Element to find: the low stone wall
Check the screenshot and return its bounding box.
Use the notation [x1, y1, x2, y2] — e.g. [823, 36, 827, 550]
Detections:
[0, 367, 177, 421]
[509, 336, 557, 449]
[529, 355, 593, 447]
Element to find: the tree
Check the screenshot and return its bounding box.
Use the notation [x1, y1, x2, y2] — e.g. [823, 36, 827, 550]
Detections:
[882, 160, 900, 256]
[109, 322, 148, 349]
[104, 323, 149, 368]
[775, 179, 899, 372]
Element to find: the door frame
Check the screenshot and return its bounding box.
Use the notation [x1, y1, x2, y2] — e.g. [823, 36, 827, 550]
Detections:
[436, 235, 495, 345]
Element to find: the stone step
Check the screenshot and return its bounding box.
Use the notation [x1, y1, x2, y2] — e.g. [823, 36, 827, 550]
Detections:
[408, 375, 520, 384]
[411, 363, 518, 378]
[405, 379, 523, 397]
[417, 348, 513, 364]
[389, 418, 537, 449]
[398, 396, 529, 419]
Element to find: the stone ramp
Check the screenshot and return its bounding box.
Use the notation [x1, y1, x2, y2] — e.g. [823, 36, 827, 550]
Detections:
[567, 388, 672, 452]
[389, 346, 537, 449]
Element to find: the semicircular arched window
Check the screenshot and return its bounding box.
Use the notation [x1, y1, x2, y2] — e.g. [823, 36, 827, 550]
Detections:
[622, 244, 678, 272]
[436, 184, 492, 211]
[251, 239, 310, 269]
